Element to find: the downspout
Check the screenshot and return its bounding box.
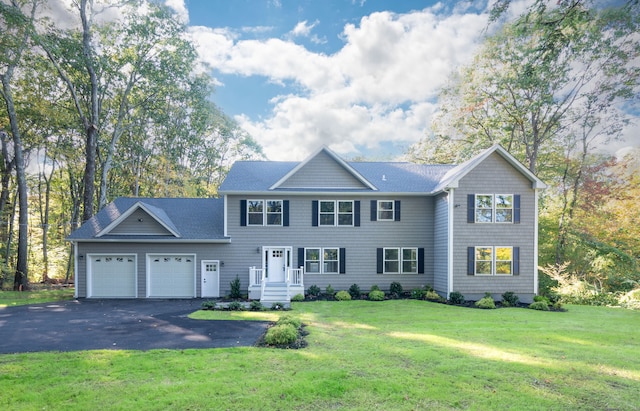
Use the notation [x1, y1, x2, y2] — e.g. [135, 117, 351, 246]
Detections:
[534, 189, 540, 295]
[223, 195, 228, 238]
[447, 188, 455, 298]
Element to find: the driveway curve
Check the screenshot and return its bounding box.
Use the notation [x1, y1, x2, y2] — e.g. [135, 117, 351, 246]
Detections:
[0, 299, 269, 354]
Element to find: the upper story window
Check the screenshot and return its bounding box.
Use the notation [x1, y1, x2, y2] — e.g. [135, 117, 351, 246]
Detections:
[242, 199, 285, 226]
[317, 200, 354, 226]
[377, 200, 395, 221]
[469, 194, 520, 224]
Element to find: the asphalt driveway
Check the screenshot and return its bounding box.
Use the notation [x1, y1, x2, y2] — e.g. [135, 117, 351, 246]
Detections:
[0, 299, 270, 354]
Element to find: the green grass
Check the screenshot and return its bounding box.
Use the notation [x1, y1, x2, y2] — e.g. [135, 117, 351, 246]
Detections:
[0, 288, 75, 307]
[1, 300, 639, 410]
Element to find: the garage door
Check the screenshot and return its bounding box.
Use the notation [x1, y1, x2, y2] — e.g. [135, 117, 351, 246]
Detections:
[148, 255, 195, 298]
[89, 255, 136, 298]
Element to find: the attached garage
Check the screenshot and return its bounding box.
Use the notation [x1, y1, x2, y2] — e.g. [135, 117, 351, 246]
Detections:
[88, 254, 137, 298]
[147, 254, 196, 298]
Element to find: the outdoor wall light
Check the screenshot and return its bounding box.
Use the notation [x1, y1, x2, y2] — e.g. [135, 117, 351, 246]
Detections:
[78, 254, 84, 260]
[256, 247, 261, 254]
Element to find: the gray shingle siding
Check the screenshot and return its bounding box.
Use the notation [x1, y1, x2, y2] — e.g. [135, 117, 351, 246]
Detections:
[433, 192, 450, 296]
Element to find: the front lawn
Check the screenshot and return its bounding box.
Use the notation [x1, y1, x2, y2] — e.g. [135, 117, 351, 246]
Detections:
[0, 288, 75, 307]
[0, 300, 638, 410]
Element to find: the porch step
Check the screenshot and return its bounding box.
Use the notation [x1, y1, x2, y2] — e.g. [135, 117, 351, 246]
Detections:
[260, 283, 291, 304]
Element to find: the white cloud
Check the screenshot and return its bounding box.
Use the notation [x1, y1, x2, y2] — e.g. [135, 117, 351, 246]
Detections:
[190, 4, 490, 160]
[164, 0, 188, 24]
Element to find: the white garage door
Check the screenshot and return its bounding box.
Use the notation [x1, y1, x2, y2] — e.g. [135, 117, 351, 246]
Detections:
[148, 255, 195, 298]
[89, 255, 136, 298]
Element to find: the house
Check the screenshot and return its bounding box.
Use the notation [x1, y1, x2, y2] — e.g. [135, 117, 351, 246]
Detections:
[67, 144, 546, 303]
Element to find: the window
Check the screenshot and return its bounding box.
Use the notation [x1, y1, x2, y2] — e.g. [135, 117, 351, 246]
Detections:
[245, 199, 284, 226]
[469, 246, 517, 276]
[470, 194, 519, 223]
[378, 201, 394, 221]
[318, 200, 354, 226]
[380, 247, 420, 274]
[303, 247, 341, 274]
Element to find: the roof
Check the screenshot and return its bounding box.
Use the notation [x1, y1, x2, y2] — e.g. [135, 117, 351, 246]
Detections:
[67, 197, 227, 242]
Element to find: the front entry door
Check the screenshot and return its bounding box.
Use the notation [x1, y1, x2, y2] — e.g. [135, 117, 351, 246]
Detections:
[266, 248, 286, 283]
[201, 260, 220, 297]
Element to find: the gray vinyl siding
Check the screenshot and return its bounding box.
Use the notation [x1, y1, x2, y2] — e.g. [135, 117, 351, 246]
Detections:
[108, 209, 173, 235]
[433, 192, 450, 296]
[75, 242, 230, 298]
[226, 194, 435, 293]
[278, 150, 370, 189]
[451, 152, 537, 303]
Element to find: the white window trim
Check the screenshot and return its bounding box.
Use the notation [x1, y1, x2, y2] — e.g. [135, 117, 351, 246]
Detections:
[247, 199, 283, 226]
[402, 247, 418, 274]
[495, 194, 514, 224]
[318, 200, 354, 227]
[475, 194, 514, 224]
[383, 247, 418, 274]
[377, 200, 395, 221]
[474, 246, 513, 276]
[305, 247, 340, 274]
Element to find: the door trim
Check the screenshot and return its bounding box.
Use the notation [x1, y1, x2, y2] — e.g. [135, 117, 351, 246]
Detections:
[201, 260, 220, 298]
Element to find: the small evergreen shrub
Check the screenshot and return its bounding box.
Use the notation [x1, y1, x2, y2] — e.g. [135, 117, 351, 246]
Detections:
[368, 289, 385, 301]
[335, 290, 352, 301]
[348, 284, 361, 299]
[291, 293, 305, 302]
[424, 284, 434, 292]
[229, 275, 242, 299]
[411, 288, 426, 300]
[475, 293, 496, 309]
[501, 291, 520, 307]
[249, 300, 264, 311]
[449, 291, 465, 305]
[529, 301, 550, 311]
[389, 282, 403, 297]
[227, 301, 243, 311]
[426, 290, 445, 302]
[307, 285, 321, 297]
[277, 314, 302, 329]
[264, 324, 298, 345]
[201, 300, 217, 310]
[534, 295, 551, 305]
[271, 302, 285, 310]
[325, 284, 335, 296]
[370, 284, 381, 292]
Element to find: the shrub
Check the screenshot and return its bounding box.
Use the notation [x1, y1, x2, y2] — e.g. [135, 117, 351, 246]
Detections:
[307, 285, 321, 297]
[271, 302, 285, 310]
[249, 300, 264, 311]
[349, 284, 361, 299]
[277, 314, 302, 329]
[264, 323, 298, 346]
[227, 301, 243, 311]
[426, 290, 445, 302]
[370, 284, 381, 292]
[475, 294, 496, 309]
[501, 291, 520, 307]
[291, 293, 305, 302]
[201, 300, 217, 310]
[229, 275, 242, 299]
[325, 284, 335, 296]
[368, 289, 385, 301]
[389, 282, 403, 297]
[529, 301, 550, 311]
[411, 288, 426, 300]
[335, 290, 351, 301]
[449, 291, 465, 305]
[534, 295, 551, 305]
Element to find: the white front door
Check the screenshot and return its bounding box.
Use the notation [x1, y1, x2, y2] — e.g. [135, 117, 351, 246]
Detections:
[201, 260, 220, 298]
[267, 248, 286, 283]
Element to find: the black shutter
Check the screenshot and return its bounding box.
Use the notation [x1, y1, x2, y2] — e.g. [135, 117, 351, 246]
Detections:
[467, 247, 475, 275]
[240, 200, 247, 226]
[283, 200, 290, 226]
[354, 201, 360, 227]
[467, 194, 475, 223]
[339, 248, 346, 274]
[298, 248, 304, 269]
[418, 248, 425, 274]
[513, 247, 520, 275]
[312, 200, 318, 226]
[513, 195, 521, 224]
[394, 200, 401, 221]
[376, 248, 383, 274]
[370, 200, 377, 221]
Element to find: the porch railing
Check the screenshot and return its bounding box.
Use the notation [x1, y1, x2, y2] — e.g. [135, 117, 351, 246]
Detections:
[249, 266, 304, 290]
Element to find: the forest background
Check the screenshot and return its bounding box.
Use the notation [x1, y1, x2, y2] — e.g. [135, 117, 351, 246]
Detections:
[0, 0, 638, 307]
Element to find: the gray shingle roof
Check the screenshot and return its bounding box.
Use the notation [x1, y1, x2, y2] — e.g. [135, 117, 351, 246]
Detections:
[67, 197, 226, 241]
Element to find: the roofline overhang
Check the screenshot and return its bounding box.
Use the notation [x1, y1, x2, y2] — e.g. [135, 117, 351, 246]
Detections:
[96, 201, 182, 238]
[65, 238, 231, 244]
[219, 190, 438, 197]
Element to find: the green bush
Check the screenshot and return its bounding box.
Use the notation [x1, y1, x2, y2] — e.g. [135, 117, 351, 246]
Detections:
[264, 323, 298, 346]
[449, 291, 465, 305]
[349, 284, 361, 299]
[529, 301, 550, 311]
[277, 314, 302, 329]
[201, 300, 217, 310]
[325, 284, 335, 296]
[424, 284, 434, 292]
[271, 302, 285, 310]
[426, 290, 444, 302]
[368, 289, 385, 301]
[307, 285, 321, 297]
[501, 291, 520, 307]
[291, 293, 305, 302]
[229, 275, 242, 299]
[370, 284, 381, 292]
[475, 295, 496, 309]
[335, 290, 352, 301]
[411, 288, 426, 300]
[534, 295, 551, 305]
[249, 300, 264, 311]
[227, 301, 243, 311]
[389, 282, 403, 297]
